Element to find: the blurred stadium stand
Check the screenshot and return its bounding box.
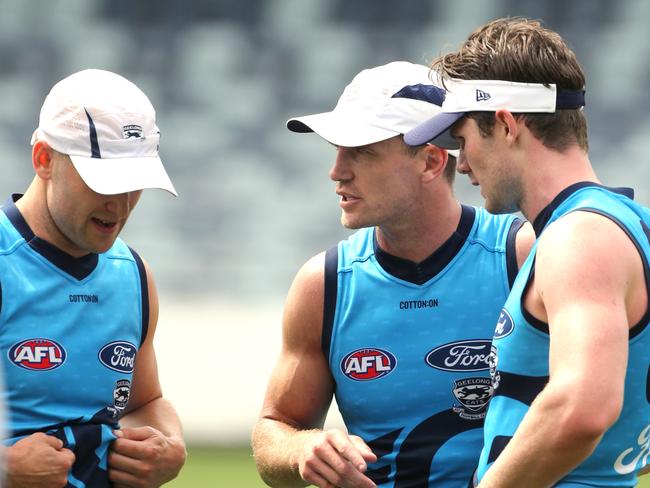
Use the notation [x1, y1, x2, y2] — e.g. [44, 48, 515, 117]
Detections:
[0, 0, 648, 444]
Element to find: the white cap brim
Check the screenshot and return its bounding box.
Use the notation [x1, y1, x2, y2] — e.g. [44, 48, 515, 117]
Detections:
[70, 155, 178, 196]
[287, 112, 400, 147]
[404, 112, 464, 148]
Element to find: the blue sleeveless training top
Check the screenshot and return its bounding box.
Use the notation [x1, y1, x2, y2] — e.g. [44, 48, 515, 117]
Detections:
[0, 195, 148, 488]
[476, 183, 650, 487]
[325, 205, 521, 487]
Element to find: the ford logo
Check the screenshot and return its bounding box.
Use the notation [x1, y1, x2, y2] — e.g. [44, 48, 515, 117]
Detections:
[98, 341, 137, 373]
[425, 339, 491, 372]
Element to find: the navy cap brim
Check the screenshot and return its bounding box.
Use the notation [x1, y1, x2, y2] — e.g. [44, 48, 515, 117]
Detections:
[404, 112, 465, 149]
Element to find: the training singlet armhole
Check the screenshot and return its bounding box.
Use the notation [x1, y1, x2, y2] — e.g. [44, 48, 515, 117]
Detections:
[578, 209, 650, 338]
[322, 245, 338, 360]
[519, 261, 550, 334]
[505, 217, 525, 289]
[128, 247, 150, 347]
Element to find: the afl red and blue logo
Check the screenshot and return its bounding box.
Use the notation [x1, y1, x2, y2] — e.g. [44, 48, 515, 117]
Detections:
[8, 338, 66, 371]
[494, 309, 514, 339]
[99, 341, 137, 373]
[341, 348, 396, 381]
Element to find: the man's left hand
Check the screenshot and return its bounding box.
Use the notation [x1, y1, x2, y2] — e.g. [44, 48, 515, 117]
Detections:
[108, 426, 186, 488]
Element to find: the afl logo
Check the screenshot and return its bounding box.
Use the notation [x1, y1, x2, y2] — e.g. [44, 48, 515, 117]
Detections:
[494, 309, 514, 339]
[9, 338, 66, 371]
[425, 339, 491, 372]
[99, 341, 137, 373]
[341, 348, 396, 381]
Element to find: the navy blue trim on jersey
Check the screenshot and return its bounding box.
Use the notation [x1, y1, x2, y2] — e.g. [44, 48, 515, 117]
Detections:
[374, 205, 475, 285]
[2, 194, 98, 280]
[525, 208, 650, 338]
[469, 469, 479, 488]
[391, 83, 445, 106]
[365, 428, 404, 485]
[493, 370, 549, 405]
[505, 217, 525, 289]
[392, 408, 483, 486]
[129, 247, 150, 347]
[647, 365, 650, 404]
[578, 210, 650, 339]
[487, 435, 512, 464]
[322, 246, 339, 359]
[519, 262, 549, 334]
[532, 182, 635, 236]
[84, 108, 101, 158]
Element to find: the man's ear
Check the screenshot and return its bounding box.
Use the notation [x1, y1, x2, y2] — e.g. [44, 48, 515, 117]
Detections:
[32, 140, 54, 179]
[422, 143, 447, 183]
[494, 109, 520, 145]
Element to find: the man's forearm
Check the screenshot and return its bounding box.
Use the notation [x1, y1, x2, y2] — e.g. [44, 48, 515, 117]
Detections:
[120, 397, 183, 439]
[479, 389, 605, 487]
[252, 418, 314, 488]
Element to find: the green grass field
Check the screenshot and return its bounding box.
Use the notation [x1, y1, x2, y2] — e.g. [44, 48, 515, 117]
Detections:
[167, 446, 650, 487]
[166, 445, 266, 487]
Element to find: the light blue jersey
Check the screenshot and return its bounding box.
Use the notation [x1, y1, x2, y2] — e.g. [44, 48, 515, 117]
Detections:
[0, 195, 148, 488]
[477, 183, 650, 487]
[326, 205, 522, 487]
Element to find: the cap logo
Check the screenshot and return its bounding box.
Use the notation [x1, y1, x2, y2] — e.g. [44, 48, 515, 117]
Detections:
[476, 89, 491, 102]
[122, 124, 143, 139]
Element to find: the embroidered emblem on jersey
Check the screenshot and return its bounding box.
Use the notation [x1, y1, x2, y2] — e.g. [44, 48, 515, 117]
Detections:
[113, 379, 131, 411]
[425, 339, 491, 372]
[341, 348, 397, 381]
[452, 377, 493, 419]
[488, 344, 501, 390]
[614, 423, 650, 475]
[494, 309, 514, 339]
[8, 338, 66, 370]
[98, 341, 137, 373]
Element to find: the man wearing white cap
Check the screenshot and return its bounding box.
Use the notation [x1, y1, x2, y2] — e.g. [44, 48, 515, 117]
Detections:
[0, 69, 185, 487]
[406, 17, 650, 488]
[252, 61, 534, 488]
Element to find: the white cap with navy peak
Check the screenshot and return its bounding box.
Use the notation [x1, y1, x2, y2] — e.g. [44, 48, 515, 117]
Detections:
[31, 69, 177, 196]
[286, 61, 459, 155]
[404, 78, 586, 148]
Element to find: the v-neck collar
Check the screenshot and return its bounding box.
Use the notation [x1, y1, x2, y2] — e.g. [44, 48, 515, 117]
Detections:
[2, 194, 99, 280]
[374, 205, 475, 285]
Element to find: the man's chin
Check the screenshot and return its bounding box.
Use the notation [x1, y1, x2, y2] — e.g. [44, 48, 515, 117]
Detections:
[340, 216, 366, 230]
[485, 199, 519, 215]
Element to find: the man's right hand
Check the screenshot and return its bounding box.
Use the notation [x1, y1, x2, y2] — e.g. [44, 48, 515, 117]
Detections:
[6, 432, 75, 488]
[297, 429, 378, 488]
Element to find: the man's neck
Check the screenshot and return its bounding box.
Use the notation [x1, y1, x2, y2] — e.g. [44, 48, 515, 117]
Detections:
[519, 145, 598, 224]
[375, 196, 462, 263]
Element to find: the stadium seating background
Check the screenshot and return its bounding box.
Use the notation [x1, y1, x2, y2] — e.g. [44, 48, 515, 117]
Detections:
[1, 0, 648, 446]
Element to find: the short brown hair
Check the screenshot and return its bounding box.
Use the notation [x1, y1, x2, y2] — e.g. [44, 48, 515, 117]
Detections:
[433, 17, 588, 152]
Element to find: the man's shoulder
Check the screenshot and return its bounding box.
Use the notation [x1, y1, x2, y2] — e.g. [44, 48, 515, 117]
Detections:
[468, 206, 522, 249]
[0, 210, 25, 255]
[104, 237, 138, 262]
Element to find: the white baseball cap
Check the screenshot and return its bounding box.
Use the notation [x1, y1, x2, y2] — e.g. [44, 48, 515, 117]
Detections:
[286, 61, 459, 156]
[31, 69, 177, 196]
